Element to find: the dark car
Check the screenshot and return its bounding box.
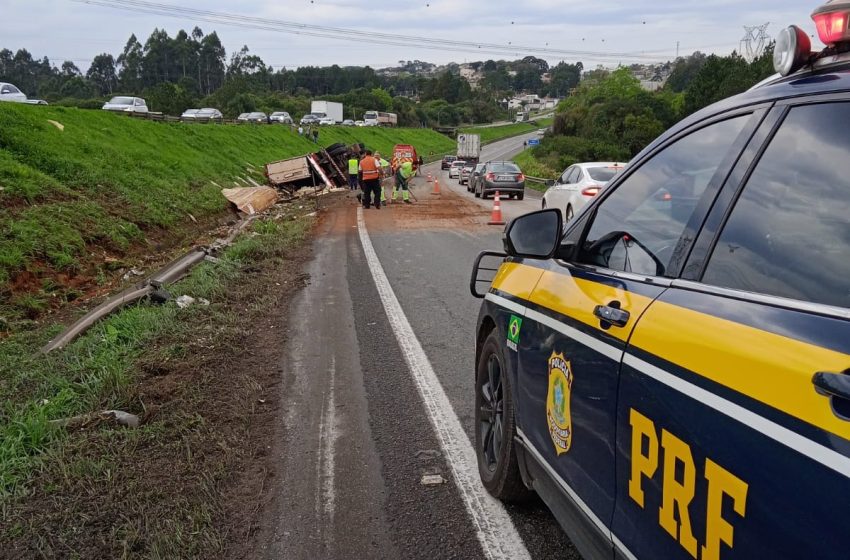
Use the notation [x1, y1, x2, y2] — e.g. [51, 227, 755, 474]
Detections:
[469, 9, 850, 560]
[466, 163, 486, 193]
[459, 161, 476, 185]
[441, 155, 458, 169]
[473, 161, 525, 199]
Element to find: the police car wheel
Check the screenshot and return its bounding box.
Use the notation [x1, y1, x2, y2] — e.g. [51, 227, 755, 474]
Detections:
[475, 330, 530, 502]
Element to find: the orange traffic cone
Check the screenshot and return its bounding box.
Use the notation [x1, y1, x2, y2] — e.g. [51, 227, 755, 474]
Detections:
[488, 191, 505, 226]
[432, 178, 441, 195]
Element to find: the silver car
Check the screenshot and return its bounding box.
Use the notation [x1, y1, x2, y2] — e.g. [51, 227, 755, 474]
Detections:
[181, 108, 201, 120]
[0, 82, 28, 103]
[542, 162, 626, 221]
[102, 96, 148, 113]
[270, 111, 293, 124]
[195, 108, 223, 120]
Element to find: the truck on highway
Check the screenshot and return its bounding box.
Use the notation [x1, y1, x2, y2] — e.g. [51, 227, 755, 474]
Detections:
[363, 111, 398, 127]
[456, 133, 481, 164]
[515, 111, 529, 122]
[310, 101, 343, 123]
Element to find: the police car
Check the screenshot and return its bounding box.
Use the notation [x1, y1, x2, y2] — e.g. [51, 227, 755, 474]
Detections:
[470, 3, 850, 559]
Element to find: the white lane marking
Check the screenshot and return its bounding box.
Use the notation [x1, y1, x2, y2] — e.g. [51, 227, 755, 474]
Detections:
[357, 208, 531, 560]
[488, 292, 850, 479]
[317, 355, 338, 525]
[623, 353, 850, 478]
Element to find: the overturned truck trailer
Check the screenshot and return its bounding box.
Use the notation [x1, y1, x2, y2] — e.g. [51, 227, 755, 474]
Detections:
[264, 142, 352, 195]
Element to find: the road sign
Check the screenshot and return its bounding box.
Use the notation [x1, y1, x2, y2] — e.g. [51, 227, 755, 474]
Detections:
[527, 139, 540, 146]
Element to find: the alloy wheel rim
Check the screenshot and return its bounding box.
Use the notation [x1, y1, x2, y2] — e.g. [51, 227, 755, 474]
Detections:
[479, 353, 504, 472]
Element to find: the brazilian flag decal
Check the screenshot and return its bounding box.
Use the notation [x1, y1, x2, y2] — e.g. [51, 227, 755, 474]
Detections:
[508, 315, 522, 345]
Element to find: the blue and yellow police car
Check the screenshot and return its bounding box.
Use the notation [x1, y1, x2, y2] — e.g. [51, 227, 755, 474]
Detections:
[471, 3, 850, 559]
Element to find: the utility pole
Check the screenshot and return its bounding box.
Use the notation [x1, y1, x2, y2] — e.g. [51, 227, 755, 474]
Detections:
[676, 41, 680, 59]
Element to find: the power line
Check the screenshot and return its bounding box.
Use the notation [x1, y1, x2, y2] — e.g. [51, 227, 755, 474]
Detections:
[71, 0, 665, 62]
[740, 23, 770, 62]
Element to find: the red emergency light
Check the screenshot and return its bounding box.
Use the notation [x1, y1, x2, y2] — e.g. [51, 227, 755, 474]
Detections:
[812, 0, 850, 44]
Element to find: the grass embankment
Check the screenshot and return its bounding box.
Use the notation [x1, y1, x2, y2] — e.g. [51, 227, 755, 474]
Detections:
[0, 103, 454, 324]
[1, 208, 314, 557]
[460, 116, 554, 144]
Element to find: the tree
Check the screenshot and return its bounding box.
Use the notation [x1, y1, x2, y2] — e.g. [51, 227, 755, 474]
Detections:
[60, 61, 81, 77]
[199, 32, 226, 94]
[86, 53, 117, 95]
[666, 52, 708, 92]
[117, 34, 144, 92]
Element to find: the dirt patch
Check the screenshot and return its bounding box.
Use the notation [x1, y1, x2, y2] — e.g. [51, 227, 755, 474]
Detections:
[0, 195, 346, 559]
[360, 178, 492, 232]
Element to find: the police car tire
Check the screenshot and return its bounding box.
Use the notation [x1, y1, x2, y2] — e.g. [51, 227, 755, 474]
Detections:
[475, 331, 530, 503]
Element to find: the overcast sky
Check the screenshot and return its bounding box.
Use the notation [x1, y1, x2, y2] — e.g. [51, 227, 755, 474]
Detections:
[0, 0, 826, 72]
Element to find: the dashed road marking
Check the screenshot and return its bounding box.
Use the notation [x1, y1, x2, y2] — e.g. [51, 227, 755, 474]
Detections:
[357, 207, 531, 560]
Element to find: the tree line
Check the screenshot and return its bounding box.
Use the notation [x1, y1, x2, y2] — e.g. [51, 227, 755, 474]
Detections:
[0, 29, 582, 127]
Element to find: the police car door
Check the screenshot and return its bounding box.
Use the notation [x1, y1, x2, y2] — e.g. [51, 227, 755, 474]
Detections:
[515, 112, 761, 552]
[614, 99, 850, 560]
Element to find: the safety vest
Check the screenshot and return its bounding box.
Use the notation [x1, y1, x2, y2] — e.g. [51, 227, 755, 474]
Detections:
[400, 160, 414, 178]
[360, 156, 380, 180]
[348, 158, 359, 175]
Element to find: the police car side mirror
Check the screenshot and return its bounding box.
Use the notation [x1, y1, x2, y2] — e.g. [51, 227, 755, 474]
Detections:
[503, 208, 562, 259]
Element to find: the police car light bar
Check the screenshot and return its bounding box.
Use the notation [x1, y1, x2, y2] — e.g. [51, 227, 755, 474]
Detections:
[774, 25, 812, 76]
[813, 0, 850, 44]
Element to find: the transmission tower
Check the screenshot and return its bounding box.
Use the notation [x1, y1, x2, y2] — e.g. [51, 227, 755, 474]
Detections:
[740, 23, 771, 62]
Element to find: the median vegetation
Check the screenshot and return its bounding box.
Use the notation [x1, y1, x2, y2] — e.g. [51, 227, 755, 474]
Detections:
[520, 48, 775, 179]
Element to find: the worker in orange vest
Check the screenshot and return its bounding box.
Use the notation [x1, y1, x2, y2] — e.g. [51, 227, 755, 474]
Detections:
[359, 150, 382, 209]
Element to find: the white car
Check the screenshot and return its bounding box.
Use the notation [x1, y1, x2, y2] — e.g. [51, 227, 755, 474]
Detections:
[0, 82, 27, 103]
[102, 96, 148, 113]
[448, 160, 465, 178]
[319, 117, 336, 125]
[542, 162, 626, 221]
[355, 120, 366, 127]
[181, 108, 201, 120]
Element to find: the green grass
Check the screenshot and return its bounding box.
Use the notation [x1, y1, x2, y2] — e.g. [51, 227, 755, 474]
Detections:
[0, 212, 313, 500]
[514, 149, 560, 192]
[460, 116, 554, 145]
[0, 103, 454, 322]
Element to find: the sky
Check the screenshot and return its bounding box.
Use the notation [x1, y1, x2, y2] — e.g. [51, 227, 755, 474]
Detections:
[0, 0, 827, 72]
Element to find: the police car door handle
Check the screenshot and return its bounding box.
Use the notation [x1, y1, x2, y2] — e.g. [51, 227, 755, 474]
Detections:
[593, 304, 630, 328]
[812, 371, 850, 403]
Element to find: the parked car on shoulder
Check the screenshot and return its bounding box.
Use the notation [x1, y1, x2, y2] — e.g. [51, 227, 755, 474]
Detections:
[441, 155, 458, 169]
[0, 82, 28, 103]
[467, 163, 486, 193]
[102, 96, 148, 113]
[470, 10, 850, 559]
[473, 160, 525, 199]
[459, 161, 476, 185]
[269, 111, 293, 124]
[342, 119, 355, 126]
[542, 162, 626, 221]
[448, 159, 465, 178]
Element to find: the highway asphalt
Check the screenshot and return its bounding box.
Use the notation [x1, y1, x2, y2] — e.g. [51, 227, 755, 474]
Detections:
[258, 133, 582, 559]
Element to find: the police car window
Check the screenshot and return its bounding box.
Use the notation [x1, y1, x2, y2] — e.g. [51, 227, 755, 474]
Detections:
[703, 103, 850, 309]
[578, 116, 748, 277]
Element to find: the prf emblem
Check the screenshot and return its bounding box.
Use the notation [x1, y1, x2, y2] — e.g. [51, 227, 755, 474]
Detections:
[546, 352, 573, 455]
